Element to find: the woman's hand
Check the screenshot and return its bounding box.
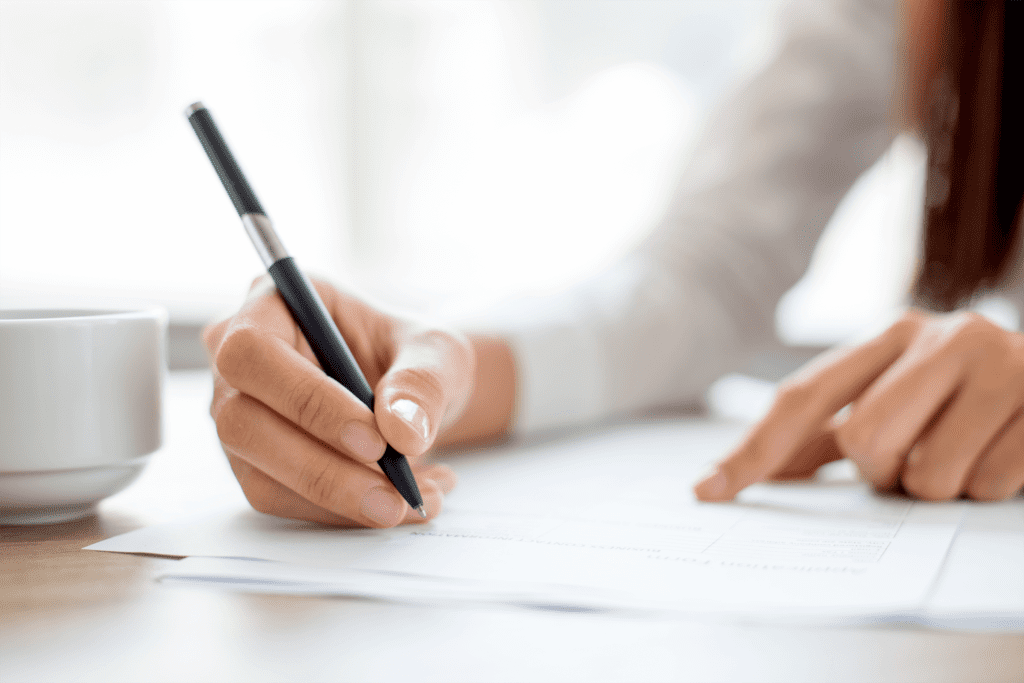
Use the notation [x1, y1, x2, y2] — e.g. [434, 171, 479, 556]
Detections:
[695, 309, 1024, 502]
[203, 276, 477, 527]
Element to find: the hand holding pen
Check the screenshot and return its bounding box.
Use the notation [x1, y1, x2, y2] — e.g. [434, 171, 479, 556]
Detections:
[190, 103, 474, 527]
[203, 277, 466, 526]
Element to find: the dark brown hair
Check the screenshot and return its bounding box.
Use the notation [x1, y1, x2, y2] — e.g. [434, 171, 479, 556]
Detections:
[915, 1, 1023, 311]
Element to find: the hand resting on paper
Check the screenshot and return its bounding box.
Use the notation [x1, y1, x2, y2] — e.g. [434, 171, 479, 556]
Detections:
[203, 276, 515, 527]
[695, 309, 1024, 503]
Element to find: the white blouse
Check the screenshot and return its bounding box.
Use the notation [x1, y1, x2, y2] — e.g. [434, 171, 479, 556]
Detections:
[488, 0, 1024, 435]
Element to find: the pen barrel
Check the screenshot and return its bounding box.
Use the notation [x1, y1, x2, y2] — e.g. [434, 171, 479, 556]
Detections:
[269, 257, 425, 510]
[242, 214, 289, 268]
[186, 103, 424, 513]
[187, 106, 266, 217]
[269, 257, 374, 407]
[378, 445, 423, 508]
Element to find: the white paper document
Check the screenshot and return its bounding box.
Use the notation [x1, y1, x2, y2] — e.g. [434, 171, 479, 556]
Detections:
[912, 501, 1024, 630]
[88, 420, 1021, 627]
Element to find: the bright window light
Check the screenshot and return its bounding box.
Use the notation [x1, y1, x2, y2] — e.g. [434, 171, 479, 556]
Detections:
[0, 0, 925, 349]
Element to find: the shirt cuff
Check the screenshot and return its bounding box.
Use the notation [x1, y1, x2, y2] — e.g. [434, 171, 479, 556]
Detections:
[449, 292, 609, 437]
[502, 316, 606, 435]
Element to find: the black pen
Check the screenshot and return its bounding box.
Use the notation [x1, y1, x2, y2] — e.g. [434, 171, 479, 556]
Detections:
[185, 101, 426, 518]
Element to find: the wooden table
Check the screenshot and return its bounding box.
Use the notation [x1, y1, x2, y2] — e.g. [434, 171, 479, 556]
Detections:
[3, 371, 1022, 683]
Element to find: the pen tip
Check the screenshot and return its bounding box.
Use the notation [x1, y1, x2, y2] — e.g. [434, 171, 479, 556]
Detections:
[414, 505, 427, 519]
[184, 101, 206, 118]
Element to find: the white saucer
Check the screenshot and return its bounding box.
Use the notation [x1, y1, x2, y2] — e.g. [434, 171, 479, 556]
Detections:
[0, 459, 149, 525]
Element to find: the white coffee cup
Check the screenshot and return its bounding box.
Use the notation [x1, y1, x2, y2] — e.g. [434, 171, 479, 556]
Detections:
[0, 308, 166, 524]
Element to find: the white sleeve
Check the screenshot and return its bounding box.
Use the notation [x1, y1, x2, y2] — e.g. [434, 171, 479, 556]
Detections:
[498, 0, 899, 434]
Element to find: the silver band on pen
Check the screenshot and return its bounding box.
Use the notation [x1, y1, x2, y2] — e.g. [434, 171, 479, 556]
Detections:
[241, 213, 289, 267]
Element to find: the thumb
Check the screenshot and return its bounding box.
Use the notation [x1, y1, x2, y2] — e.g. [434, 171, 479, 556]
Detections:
[374, 327, 475, 459]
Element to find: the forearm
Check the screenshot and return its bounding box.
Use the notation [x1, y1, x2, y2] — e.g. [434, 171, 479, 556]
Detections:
[437, 334, 517, 447]
[440, 0, 898, 441]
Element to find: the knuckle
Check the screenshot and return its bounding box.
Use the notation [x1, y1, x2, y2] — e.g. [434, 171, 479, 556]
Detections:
[215, 324, 263, 386]
[392, 365, 447, 408]
[215, 395, 257, 451]
[284, 377, 333, 432]
[295, 458, 342, 510]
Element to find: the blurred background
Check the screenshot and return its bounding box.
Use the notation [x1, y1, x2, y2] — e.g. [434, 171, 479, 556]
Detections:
[0, 0, 936, 369]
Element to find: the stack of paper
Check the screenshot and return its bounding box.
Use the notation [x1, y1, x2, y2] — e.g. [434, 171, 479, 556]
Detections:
[88, 420, 1024, 630]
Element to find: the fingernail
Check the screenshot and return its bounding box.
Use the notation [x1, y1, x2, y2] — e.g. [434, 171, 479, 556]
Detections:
[390, 399, 430, 441]
[695, 468, 730, 500]
[340, 421, 385, 461]
[360, 486, 406, 527]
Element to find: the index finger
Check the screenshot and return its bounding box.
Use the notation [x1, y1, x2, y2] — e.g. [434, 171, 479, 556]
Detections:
[213, 287, 392, 464]
[694, 317, 918, 501]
